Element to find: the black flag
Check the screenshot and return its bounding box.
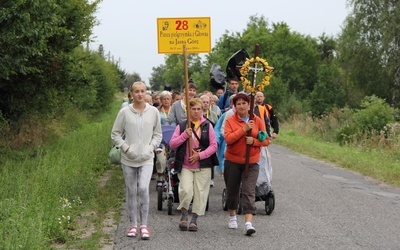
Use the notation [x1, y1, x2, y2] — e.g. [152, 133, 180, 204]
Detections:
[226, 49, 250, 80]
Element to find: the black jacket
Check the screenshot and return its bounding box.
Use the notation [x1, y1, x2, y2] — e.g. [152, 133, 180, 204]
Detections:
[174, 120, 214, 173]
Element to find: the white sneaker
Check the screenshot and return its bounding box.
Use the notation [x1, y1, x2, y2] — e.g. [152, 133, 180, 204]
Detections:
[245, 223, 256, 236]
[210, 180, 214, 187]
[228, 218, 238, 229]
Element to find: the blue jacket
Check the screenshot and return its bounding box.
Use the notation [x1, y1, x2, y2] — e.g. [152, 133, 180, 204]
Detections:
[217, 91, 232, 114]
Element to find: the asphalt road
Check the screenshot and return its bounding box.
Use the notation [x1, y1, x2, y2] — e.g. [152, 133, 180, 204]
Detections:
[112, 144, 400, 250]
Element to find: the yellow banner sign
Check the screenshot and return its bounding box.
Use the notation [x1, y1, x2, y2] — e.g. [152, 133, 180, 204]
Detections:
[157, 17, 211, 54]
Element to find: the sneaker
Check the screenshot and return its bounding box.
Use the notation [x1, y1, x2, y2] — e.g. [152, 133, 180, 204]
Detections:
[245, 223, 256, 236]
[210, 180, 214, 187]
[228, 218, 238, 229]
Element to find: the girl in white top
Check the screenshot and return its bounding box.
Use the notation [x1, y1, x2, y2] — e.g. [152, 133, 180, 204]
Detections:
[111, 81, 162, 240]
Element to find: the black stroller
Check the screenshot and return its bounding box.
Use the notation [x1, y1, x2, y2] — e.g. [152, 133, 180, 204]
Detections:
[157, 125, 179, 215]
[157, 125, 209, 215]
[222, 146, 275, 215]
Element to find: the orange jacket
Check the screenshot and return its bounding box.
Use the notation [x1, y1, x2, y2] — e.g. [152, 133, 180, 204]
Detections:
[224, 113, 270, 164]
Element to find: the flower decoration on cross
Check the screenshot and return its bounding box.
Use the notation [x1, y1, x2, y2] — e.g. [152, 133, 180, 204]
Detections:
[239, 57, 274, 93]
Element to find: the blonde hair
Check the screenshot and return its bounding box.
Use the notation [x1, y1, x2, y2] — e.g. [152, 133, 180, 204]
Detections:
[130, 81, 146, 91]
[189, 98, 203, 108]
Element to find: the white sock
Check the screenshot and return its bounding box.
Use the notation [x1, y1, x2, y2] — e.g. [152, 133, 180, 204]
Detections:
[230, 215, 237, 220]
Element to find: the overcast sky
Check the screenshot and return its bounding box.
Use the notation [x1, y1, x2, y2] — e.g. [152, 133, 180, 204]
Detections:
[90, 0, 350, 83]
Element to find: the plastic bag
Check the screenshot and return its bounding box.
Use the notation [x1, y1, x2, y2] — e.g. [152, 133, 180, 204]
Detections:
[108, 145, 121, 164]
[209, 63, 226, 90]
[256, 146, 272, 197]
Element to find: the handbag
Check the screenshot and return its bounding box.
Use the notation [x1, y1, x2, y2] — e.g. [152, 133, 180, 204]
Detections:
[108, 145, 121, 164]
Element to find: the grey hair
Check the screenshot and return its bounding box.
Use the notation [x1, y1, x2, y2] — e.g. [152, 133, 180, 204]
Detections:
[159, 90, 172, 99]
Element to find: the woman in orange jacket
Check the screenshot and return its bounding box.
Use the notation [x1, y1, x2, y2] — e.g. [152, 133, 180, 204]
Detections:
[223, 93, 271, 236]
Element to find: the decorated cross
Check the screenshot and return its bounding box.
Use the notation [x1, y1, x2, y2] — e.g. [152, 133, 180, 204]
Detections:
[239, 49, 274, 94]
[239, 44, 274, 177]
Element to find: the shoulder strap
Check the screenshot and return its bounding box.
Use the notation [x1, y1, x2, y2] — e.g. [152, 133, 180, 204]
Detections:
[192, 121, 210, 147]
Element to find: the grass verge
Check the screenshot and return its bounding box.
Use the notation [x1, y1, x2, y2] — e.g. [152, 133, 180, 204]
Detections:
[275, 127, 400, 187]
[0, 97, 125, 249]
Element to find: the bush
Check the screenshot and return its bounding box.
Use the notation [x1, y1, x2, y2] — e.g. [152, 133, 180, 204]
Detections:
[277, 94, 310, 121]
[336, 96, 394, 144]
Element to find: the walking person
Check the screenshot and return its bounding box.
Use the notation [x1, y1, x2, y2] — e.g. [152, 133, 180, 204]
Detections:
[155, 90, 173, 185]
[111, 81, 162, 240]
[214, 94, 236, 174]
[217, 77, 239, 114]
[223, 93, 271, 236]
[169, 98, 218, 232]
[254, 91, 279, 138]
[165, 80, 197, 125]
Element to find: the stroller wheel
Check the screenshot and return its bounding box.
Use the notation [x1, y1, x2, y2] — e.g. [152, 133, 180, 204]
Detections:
[167, 197, 173, 215]
[222, 188, 228, 211]
[265, 191, 275, 215]
[157, 186, 163, 211]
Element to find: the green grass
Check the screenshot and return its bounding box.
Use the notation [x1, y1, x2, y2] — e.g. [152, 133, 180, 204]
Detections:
[275, 128, 400, 187]
[0, 97, 125, 249]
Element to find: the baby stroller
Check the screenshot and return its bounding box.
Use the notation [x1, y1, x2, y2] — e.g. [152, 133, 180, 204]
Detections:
[157, 125, 179, 215]
[222, 146, 275, 215]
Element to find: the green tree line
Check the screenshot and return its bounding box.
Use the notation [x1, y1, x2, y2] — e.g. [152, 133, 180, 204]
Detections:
[149, 1, 400, 120]
[0, 0, 126, 148]
[1, 0, 400, 150]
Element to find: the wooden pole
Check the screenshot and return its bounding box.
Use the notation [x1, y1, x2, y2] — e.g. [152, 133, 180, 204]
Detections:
[183, 45, 192, 156]
[244, 44, 259, 177]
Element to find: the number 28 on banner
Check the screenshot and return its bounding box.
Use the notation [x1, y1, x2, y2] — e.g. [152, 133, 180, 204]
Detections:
[157, 17, 211, 54]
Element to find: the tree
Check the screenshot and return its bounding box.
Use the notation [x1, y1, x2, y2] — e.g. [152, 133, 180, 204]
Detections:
[149, 64, 166, 91]
[0, 0, 99, 80]
[0, 0, 102, 127]
[318, 33, 337, 61]
[310, 62, 346, 116]
[125, 73, 142, 89]
[161, 54, 207, 92]
[338, 0, 400, 107]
